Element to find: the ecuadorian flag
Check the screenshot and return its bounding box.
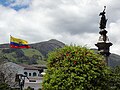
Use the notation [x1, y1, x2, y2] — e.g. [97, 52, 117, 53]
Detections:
[10, 36, 30, 48]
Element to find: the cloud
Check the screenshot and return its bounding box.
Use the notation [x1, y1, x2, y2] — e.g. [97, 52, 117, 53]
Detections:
[0, 0, 120, 55]
[108, 20, 120, 54]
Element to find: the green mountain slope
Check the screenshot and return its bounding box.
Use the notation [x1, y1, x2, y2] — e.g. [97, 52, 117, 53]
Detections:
[91, 49, 120, 67]
[0, 39, 65, 65]
[30, 39, 65, 57]
[109, 53, 120, 67]
[0, 48, 45, 65]
[0, 39, 120, 67]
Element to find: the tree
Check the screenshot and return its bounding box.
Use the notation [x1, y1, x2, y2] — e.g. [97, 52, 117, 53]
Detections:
[107, 66, 120, 89]
[0, 61, 13, 90]
[0, 83, 10, 90]
[43, 45, 111, 90]
[0, 62, 17, 89]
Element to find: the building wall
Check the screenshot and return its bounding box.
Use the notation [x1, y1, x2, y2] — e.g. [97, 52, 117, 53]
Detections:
[4, 62, 44, 90]
[24, 77, 43, 90]
[23, 69, 43, 89]
[24, 69, 39, 77]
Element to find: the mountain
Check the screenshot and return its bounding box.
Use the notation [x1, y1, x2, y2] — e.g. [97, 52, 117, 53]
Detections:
[0, 39, 120, 67]
[91, 49, 120, 67]
[109, 53, 120, 67]
[30, 39, 65, 57]
[0, 48, 45, 65]
[0, 39, 65, 65]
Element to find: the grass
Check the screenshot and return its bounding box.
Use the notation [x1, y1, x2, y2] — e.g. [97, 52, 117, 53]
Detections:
[22, 49, 43, 57]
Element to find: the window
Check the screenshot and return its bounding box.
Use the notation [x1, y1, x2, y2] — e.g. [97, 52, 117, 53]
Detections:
[29, 80, 36, 82]
[24, 72, 28, 76]
[29, 73, 31, 76]
[39, 69, 43, 73]
[33, 72, 37, 77]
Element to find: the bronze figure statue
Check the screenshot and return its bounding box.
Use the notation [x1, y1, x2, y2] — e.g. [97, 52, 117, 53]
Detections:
[99, 6, 108, 29]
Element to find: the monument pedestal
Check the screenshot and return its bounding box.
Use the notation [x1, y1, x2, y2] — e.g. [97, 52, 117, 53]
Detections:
[95, 42, 112, 65]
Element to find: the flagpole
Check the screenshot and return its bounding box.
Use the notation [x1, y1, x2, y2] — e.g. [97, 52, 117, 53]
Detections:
[10, 34, 11, 48]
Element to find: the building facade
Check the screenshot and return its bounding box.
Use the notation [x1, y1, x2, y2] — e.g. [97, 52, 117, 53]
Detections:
[4, 62, 46, 90]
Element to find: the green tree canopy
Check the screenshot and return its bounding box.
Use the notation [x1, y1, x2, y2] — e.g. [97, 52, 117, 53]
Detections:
[43, 45, 111, 90]
[108, 66, 120, 89]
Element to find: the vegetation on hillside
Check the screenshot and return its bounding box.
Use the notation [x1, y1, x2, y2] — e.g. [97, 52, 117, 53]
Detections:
[0, 48, 46, 65]
[30, 39, 65, 57]
[0, 39, 65, 65]
[109, 54, 120, 67]
[0, 40, 120, 67]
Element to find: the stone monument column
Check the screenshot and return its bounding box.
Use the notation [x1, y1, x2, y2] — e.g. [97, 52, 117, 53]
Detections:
[95, 6, 113, 65]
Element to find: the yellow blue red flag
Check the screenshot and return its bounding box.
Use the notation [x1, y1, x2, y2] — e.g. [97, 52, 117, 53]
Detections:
[10, 36, 30, 48]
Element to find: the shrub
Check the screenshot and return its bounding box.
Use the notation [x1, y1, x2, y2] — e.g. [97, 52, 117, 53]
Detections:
[108, 66, 120, 89]
[43, 45, 111, 90]
[0, 83, 10, 90]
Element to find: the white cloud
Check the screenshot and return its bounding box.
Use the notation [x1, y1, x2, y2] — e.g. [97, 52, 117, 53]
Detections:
[0, 0, 120, 55]
[108, 20, 120, 55]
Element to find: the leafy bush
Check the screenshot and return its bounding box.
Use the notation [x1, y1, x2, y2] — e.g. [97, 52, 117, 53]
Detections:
[0, 83, 10, 90]
[43, 45, 111, 90]
[108, 66, 120, 89]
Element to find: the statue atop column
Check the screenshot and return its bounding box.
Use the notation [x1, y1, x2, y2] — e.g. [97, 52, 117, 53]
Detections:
[95, 6, 113, 66]
[99, 6, 108, 30]
[98, 6, 109, 42]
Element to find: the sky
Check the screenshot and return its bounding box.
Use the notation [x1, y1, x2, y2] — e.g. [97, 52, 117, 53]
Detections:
[0, 0, 120, 55]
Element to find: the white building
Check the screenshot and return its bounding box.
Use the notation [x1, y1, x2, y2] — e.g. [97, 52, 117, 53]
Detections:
[3, 62, 46, 90]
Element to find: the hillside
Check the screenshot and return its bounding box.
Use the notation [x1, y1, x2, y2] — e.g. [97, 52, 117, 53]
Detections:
[0, 39, 120, 67]
[109, 53, 120, 67]
[0, 39, 65, 65]
[91, 49, 120, 67]
[0, 48, 45, 65]
[30, 39, 65, 57]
